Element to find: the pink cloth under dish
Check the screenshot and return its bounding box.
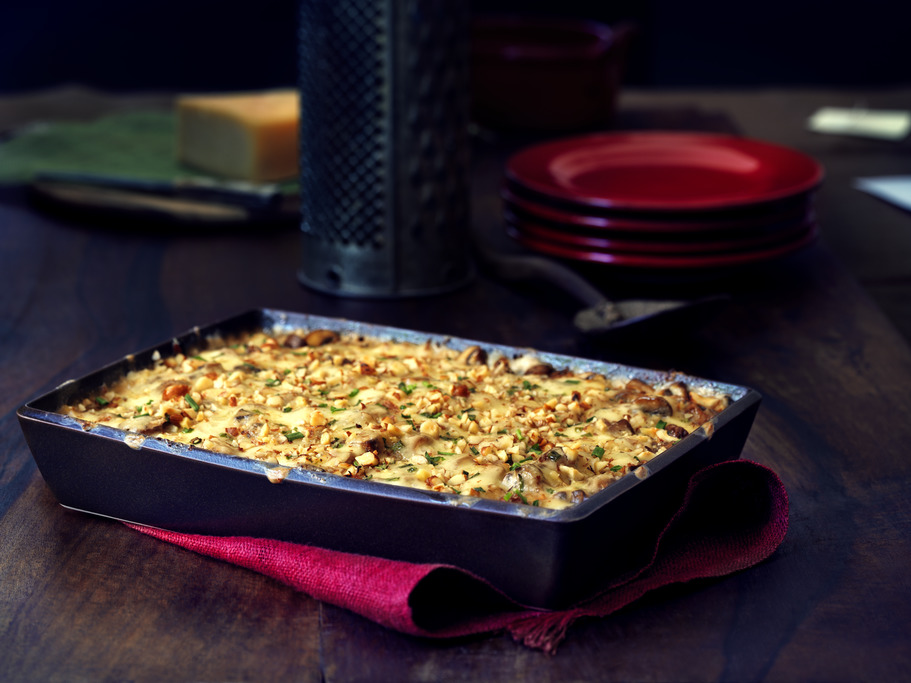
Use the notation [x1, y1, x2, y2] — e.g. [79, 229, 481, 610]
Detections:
[128, 459, 788, 653]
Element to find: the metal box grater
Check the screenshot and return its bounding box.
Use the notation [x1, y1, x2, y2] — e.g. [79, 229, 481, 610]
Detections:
[297, 0, 473, 297]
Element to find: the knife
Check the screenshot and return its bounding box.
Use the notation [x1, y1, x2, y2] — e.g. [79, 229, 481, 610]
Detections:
[30, 171, 286, 211]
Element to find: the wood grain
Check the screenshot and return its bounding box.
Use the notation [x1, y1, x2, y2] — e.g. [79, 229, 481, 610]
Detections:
[2, 88, 910, 681]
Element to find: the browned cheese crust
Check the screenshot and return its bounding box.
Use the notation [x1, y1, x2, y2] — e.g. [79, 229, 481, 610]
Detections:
[62, 328, 729, 509]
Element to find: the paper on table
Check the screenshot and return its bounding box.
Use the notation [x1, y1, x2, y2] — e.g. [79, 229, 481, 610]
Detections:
[854, 176, 911, 213]
[807, 107, 910, 141]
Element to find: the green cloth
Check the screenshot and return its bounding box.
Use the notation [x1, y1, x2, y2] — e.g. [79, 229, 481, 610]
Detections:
[0, 110, 298, 193]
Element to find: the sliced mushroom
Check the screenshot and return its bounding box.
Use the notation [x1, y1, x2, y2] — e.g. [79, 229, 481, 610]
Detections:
[524, 363, 555, 376]
[625, 378, 655, 394]
[665, 423, 689, 439]
[347, 430, 386, 456]
[305, 329, 340, 347]
[457, 345, 487, 365]
[634, 395, 673, 416]
[491, 357, 510, 374]
[606, 418, 635, 436]
[401, 433, 435, 452]
[679, 400, 712, 425]
[662, 381, 691, 401]
[553, 489, 587, 504]
[501, 463, 543, 493]
[283, 333, 307, 349]
[542, 447, 569, 464]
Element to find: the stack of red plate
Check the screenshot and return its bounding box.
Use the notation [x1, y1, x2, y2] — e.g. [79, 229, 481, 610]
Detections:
[503, 132, 824, 271]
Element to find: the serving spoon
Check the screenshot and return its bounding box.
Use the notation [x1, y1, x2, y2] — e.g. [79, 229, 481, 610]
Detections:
[471, 226, 728, 336]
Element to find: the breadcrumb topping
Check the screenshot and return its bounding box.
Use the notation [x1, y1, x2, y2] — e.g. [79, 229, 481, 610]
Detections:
[62, 329, 729, 509]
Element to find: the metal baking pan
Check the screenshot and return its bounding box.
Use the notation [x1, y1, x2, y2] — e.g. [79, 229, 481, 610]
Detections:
[17, 308, 761, 609]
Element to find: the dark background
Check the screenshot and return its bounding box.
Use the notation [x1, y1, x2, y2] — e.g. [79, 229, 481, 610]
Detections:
[0, 0, 908, 93]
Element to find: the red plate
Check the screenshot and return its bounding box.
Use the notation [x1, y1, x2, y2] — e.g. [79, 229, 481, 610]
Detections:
[506, 220, 819, 269]
[505, 208, 817, 255]
[501, 184, 815, 234]
[506, 132, 824, 211]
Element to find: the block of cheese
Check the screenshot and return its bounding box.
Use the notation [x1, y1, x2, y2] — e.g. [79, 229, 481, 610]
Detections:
[176, 90, 299, 182]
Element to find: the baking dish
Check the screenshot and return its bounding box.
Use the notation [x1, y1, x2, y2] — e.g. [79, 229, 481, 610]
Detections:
[17, 309, 761, 609]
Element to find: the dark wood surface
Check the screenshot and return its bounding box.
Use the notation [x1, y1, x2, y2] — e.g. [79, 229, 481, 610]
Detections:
[2, 87, 910, 681]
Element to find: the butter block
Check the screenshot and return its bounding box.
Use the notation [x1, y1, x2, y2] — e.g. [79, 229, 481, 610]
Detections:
[176, 90, 299, 182]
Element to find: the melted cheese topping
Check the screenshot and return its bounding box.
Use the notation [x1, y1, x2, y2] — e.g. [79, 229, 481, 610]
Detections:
[61, 329, 729, 510]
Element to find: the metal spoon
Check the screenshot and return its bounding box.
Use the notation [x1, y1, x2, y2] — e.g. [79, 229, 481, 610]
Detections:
[472, 233, 727, 335]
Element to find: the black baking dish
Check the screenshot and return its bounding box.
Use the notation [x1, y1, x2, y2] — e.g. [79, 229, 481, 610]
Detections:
[17, 308, 761, 609]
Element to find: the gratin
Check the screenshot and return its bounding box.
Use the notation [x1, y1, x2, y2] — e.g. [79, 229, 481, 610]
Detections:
[62, 328, 729, 510]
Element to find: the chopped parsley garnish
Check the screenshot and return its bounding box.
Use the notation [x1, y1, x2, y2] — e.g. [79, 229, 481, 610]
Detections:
[503, 490, 528, 504]
[398, 382, 417, 395]
[591, 445, 605, 458]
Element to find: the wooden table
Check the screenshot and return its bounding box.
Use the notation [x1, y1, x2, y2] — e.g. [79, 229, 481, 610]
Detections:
[2, 87, 910, 681]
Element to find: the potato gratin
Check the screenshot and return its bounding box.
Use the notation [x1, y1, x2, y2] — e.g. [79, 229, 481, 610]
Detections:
[62, 328, 729, 509]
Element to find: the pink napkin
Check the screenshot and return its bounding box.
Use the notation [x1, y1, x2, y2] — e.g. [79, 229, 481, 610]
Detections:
[127, 459, 788, 653]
